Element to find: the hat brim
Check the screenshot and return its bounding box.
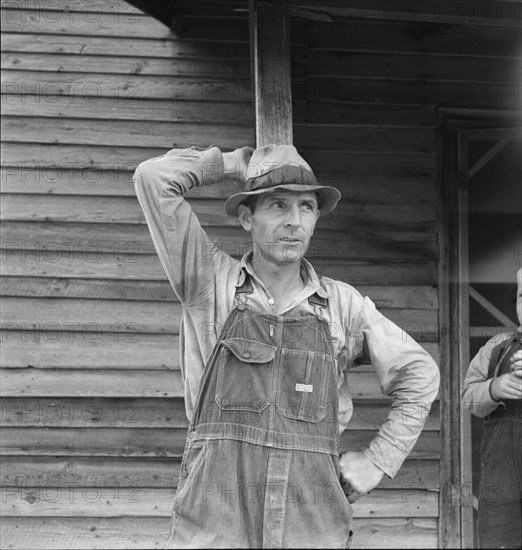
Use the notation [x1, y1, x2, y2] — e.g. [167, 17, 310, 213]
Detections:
[224, 184, 341, 217]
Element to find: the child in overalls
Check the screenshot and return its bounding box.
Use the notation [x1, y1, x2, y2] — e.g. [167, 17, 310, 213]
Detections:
[461, 267, 522, 549]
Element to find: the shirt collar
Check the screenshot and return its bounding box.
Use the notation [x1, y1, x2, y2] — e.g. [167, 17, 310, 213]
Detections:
[235, 249, 330, 299]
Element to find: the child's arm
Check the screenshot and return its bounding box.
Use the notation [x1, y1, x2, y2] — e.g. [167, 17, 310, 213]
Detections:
[461, 333, 512, 417]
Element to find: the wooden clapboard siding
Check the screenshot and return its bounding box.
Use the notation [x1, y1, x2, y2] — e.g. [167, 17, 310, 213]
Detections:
[0, 517, 439, 549]
[3, 1, 517, 548]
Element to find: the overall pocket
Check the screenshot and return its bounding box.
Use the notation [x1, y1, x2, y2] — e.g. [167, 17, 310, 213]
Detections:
[174, 438, 209, 510]
[276, 349, 332, 423]
[215, 338, 276, 413]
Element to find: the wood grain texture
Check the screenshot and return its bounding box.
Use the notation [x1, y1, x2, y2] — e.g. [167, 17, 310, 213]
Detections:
[0, 516, 439, 549]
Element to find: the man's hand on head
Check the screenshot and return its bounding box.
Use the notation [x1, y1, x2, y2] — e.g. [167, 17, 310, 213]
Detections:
[339, 451, 386, 503]
[223, 146, 254, 188]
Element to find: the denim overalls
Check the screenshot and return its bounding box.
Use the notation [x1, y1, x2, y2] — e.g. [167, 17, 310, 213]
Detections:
[167, 275, 353, 548]
[478, 331, 522, 549]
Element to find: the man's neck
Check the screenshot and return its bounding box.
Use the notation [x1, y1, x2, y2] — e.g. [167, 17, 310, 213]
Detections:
[250, 257, 304, 301]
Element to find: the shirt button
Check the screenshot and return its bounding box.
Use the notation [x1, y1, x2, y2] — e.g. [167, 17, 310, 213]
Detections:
[268, 298, 274, 305]
[243, 352, 251, 359]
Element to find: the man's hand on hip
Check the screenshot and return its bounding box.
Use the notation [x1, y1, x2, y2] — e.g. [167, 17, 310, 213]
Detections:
[223, 146, 254, 188]
[339, 451, 386, 503]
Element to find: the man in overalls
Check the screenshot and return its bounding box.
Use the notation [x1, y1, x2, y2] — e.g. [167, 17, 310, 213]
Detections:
[461, 267, 522, 548]
[134, 144, 440, 548]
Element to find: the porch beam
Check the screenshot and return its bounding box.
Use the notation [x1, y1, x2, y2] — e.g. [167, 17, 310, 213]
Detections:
[250, 1, 293, 146]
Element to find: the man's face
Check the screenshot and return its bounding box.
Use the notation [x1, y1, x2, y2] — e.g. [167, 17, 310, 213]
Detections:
[517, 267, 522, 325]
[238, 190, 320, 266]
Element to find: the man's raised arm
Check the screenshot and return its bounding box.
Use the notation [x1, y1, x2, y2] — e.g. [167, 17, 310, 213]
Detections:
[133, 146, 252, 304]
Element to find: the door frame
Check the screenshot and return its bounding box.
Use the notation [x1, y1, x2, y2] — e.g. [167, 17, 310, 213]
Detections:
[437, 108, 521, 548]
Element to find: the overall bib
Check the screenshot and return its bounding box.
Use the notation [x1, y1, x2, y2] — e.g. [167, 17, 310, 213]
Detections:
[167, 276, 353, 549]
[478, 332, 522, 549]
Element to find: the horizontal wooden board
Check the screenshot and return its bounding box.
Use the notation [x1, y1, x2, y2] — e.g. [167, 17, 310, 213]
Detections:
[1, 95, 254, 124]
[1, 117, 254, 149]
[1, 143, 438, 172]
[0, 455, 439, 490]
[308, 50, 519, 84]
[0, 369, 183, 397]
[0, 195, 438, 228]
[0, 336, 439, 370]
[2, 117, 435, 154]
[0, 398, 441, 430]
[0, 222, 437, 263]
[0, 297, 439, 336]
[0, 159, 437, 204]
[308, 76, 521, 109]
[0, 516, 439, 549]
[306, 19, 522, 58]
[1, 9, 177, 38]
[2, 94, 436, 127]
[1, 52, 252, 77]
[0, 487, 438, 517]
[0, 333, 180, 369]
[0, 428, 440, 458]
[1, 70, 253, 101]
[1, 254, 438, 285]
[0, 276, 438, 309]
[0, 32, 253, 58]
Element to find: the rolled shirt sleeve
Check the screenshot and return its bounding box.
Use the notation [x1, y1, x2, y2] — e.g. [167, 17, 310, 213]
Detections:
[355, 297, 440, 478]
[133, 146, 229, 304]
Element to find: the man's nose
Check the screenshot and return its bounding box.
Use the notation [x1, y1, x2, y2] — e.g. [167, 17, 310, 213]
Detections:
[284, 205, 301, 226]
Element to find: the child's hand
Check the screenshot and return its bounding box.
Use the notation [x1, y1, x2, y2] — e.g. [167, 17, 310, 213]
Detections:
[509, 350, 522, 373]
[490, 372, 522, 401]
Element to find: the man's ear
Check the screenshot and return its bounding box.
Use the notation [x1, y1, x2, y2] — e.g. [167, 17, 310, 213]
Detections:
[237, 203, 253, 231]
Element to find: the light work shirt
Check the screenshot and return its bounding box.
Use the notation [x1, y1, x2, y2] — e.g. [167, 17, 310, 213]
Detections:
[133, 145, 440, 478]
[461, 329, 521, 417]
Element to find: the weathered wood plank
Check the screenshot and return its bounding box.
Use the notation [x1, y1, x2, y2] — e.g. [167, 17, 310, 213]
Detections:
[0, 297, 182, 334]
[1, 95, 254, 124]
[3, 115, 433, 153]
[0, 196, 437, 228]
[0, 516, 439, 549]
[1, 117, 434, 154]
[1, 32, 252, 58]
[1, 254, 438, 285]
[0, 297, 439, 336]
[290, 0, 522, 28]
[1, 142, 438, 173]
[0, 275, 438, 309]
[0, 333, 180, 369]
[0, 369, 183, 396]
[308, 76, 520, 109]
[1, 94, 434, 127]
[1, 70, 252, 101]
[0, 428, 440, 457]
[1, 9, 174, 38]
[0, 487, 438, 517]
[306, 19, 521, 58]
[0, 222, 437, 263]
[0, 158, 437, 203]
[0, 455, 439, 489]
[1, 52, 251, 77]
[0, 336, 439, 370]
[0, 398, 189, 428]
[253, 3, 293, 146]
[0, 397, 440, 430]
[1, 117, 254, 149]
[0, 456, 179, 488]
[308, 50, 519, 84]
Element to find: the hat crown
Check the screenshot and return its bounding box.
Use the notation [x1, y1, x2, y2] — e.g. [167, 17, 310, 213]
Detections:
[245, 144, 317, 190]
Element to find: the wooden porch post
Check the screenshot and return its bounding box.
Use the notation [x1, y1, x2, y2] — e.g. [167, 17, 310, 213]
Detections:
[250, 0, 293, 146]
